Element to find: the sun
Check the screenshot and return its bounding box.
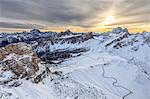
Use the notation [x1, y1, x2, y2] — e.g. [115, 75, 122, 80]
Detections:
[106, 16, 115, 21]
[104, 15, 115, 24]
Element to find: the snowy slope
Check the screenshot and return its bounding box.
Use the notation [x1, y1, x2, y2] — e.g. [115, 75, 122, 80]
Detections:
[0, 28, 150, 99]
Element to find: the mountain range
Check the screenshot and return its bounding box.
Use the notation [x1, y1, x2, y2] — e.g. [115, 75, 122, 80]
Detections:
[0, 27, 150, 99]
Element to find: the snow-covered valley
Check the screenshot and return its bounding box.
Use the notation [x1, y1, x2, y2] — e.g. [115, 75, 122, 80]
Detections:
[0, 28, 150, 99]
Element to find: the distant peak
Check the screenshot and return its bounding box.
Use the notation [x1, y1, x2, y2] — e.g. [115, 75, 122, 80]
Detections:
[112, 27, 122, 34]
[30, 29, 41, 33]
[112, 27, 128, 34]
[123, 28, 128, 33]
[64, 29, 72, 33]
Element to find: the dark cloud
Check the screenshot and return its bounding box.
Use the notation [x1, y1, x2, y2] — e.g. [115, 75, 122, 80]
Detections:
[0, 0, 150, 31]
[0, 0, 111, 25]
[111, 0, 150, 18]
[106, 15, 150, 26]
[0, 22, 45, 29]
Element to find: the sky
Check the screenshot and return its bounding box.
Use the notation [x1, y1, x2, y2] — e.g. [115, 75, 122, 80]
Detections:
[0, 0, 150, 33]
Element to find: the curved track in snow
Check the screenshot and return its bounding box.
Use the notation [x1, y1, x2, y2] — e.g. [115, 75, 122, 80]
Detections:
[101, 64, 132, 99]
[55, 53, 133, 99]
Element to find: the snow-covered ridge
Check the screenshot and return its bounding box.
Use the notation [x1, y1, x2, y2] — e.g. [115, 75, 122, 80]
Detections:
[0, 27, 150, 99]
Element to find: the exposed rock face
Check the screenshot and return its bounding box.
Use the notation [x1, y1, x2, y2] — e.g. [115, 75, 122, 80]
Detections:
[38, 48, 88, 63]
[82, 32, 93, 40]
[0, 43, 32, 61]
[0, 43, 42, 86]
[105, 32, 131, 49]
[5, 43, 32, 55]
[0, 48, 7, 61]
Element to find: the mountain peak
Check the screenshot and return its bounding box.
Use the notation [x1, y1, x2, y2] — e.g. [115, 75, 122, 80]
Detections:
[122, 28, 128, 33]
[30, 29, 41, 33]
[112, 27, 128, 34]
[64, 29, 72, 33]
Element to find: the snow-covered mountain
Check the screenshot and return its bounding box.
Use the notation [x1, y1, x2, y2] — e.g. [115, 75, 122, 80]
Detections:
[0, 27, 150, 99]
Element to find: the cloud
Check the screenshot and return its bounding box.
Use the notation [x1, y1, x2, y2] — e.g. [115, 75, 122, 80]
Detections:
[0, 22, 45, 29]
[0, 0, 112, 25]
[106, 15, 150, 26]
[0, 0, 150, 31]
[115, 0, 150, 18]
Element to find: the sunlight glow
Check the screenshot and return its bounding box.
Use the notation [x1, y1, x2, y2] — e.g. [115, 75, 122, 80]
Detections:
[104, 15, 115, 25]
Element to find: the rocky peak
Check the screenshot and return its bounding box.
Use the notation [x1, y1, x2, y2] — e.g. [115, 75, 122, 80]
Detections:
[123, 28, 128, 33]
[63, 29, 72, 35]
[30, 29, 41, 33]
[112, 27, 129, 34]
[112, 27, 123, 34]
[64, 29, 72, 33]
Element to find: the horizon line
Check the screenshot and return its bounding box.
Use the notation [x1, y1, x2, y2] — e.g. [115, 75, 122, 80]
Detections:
[0, 27, 150, 34]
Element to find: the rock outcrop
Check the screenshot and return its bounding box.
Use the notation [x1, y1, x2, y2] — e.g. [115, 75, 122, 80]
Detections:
[0, 43, 42, 86]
